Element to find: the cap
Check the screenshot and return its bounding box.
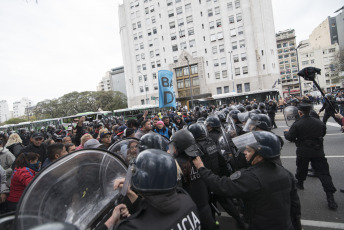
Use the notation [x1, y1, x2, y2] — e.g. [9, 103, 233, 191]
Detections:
[84, 139, 102, 149]
[32, 133, 44, 139]
[118, 125, 127, 133]
[100, 131, 112, 139]
[156, 121, 164, 126]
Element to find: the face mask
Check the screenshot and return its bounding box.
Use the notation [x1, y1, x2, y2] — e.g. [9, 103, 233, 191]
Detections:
[28, 161, 41, 172]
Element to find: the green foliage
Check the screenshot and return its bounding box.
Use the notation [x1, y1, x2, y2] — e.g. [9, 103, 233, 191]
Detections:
[329, 49, 344, 84]
[5, 118, 27, 125]
[33, 91, 127, 119]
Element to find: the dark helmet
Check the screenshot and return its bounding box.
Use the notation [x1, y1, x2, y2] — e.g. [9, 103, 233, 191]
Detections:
[290, 98, 299, 105]
[29, 222, 79, 230]
[197, 117, 206, 124]
[250, 109, 261, 114]
[252, 103, 258, 109]
[229, 109, 240, 120]
[170, 129, 199, 157]
[245, 105, 252, 111]
[215, 111, 226, 122]
[236, 105, 245, 113]
[188, 123, 207, 139]
[139, 132, 169, 152]
[258, 103, 266, 110]
[204, 116, 221, 128]
[251, 131, 280, 159]
[174, 115, 182, 122]
[131, 149, 177, 193]
[247, 114, 271, 131]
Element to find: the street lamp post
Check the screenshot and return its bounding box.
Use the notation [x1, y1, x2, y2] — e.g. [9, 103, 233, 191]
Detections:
[184, 56, 193, 109]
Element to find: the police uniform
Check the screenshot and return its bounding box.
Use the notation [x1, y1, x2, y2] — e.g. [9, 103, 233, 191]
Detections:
[284, 115, 337, 194]
[198, 161, 301, 230]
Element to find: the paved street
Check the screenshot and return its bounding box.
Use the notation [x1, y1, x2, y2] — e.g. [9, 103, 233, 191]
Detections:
[217, 109, 344, 229]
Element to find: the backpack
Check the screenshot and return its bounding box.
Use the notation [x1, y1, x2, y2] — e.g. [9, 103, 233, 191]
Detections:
[12, 143, 25, 158]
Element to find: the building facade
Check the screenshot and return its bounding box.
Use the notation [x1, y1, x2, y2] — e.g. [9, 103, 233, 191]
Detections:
[335, 7, 344, 50]
[13, 97, 34, 118]
[276, 29, 299, 97]
[96, 66, 127, 96]
[119, 0, 280, 108]
[0, 100, 10, 123]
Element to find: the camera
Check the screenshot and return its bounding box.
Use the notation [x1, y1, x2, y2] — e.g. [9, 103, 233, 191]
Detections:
[297, 67, 321, 81]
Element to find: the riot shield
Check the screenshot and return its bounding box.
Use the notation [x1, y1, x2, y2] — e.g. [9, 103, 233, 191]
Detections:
[225, 114, 237, 137]
[237, 112, 249, 124]
[283, 106, 299, 127]
[15, 149, 127, 230]
[108, 138, 140, 164]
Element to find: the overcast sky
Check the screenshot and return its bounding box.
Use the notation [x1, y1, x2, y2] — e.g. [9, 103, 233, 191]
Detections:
[0, 0, 343, 108]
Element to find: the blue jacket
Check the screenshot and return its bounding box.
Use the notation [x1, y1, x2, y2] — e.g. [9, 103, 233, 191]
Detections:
[154, 127, 169, 139]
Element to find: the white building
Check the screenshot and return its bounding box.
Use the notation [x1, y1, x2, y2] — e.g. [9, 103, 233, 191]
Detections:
[0, 100, 10, 123]
[119, 0, 280, 108]
[96, 66, 127, 96]
[13, 97, 34, 118]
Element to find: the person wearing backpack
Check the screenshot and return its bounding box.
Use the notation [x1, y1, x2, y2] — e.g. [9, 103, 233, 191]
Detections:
[5, 133, 25, 158]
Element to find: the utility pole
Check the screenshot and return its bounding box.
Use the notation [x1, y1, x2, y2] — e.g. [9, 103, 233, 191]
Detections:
[185, 56, 193, 109]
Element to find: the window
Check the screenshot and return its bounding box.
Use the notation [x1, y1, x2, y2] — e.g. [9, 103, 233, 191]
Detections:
[283, 42, 287, 47]
[136, 54, 140, 61]
[172, 44, 178, 52]
[139, 75, 142, 82]
[212, 46, 217, 54]
[224, 86, 229, 93]
[215, 6, 220, 15]
[221, 57, 226, 65]
[169, 21, 176, 29]
[214, 59, 219, 67]
[180, 41, 187, 50]
[277, 44, 281, 48]
[167, 0, 173, 6]
[177, 6, 183, 15]
[155, 49, 160, 56]
[185, 3, 191, 12]
[235, 67, 240, 75]
[227, 2, 233, 10]
[131, 12, 135, 20]
[141, 99, 145, 105]
[302, 61, 309, 65]
[326, 80, 330, 85]
[217, 87, 222, 94]
[148, 39, 153, 47]
[179, 29, 185, 38]
[192, 51, 197, 58]
[229, 15, 234, 24]
[235, 0, 240, 8]
[242, 66, 248, 74]
[192, 76, 199, 86]
[171, 32, 177, 40]
[222, 70, 228, 78]
[176, 68, 183, 77]
[238, 26, 243, 35]
[176, 0, 181, 3]
[189, 39, 196, 48]
[311, 59, 315, 64]
[216, 19, 222, 27]
[137, 21, 141, 28]
[233, 54, 239, 62]
[132, 23, 137, 30]
[186, 15, 193, 24]
[178, 18, 184, 26]
[147, 29, 152, 36]
[239, 39, 245, 48]
[209, 21, 215, 29]
[156, 60, 161, 67]
[188, 27, 194, 35]
[137, 65, 141, 72]
[144, 75, 147, 81]
[215, 71, 221, 79]
[236, 84, 243, 93]
[191, 65, 198, 74]
[135, 44, 139, 50]
[142, 64, 147, 70]
[138, 32, 143, 39]
[146, 17, 151, 25]
[230, 28, 236, 37]
[154, 83, 158, 90]
[153, 27, 157, 34]
[208, 8, 213, 17]
[263, 64, 265, 70]
[150, 5, 154, 12]
[236, 13, 242, 22]
[173, 56, 178, 63]
[329, 48, 335, 53]
[244, 83, 250, 92]
[168, 9, 174, 17]
[140, 43, 144, 49]
[134, 33, 138, 40]
[232, 41, 237, 50]
[219, 44, 224, 53]
[140, 86, 144, 93]
[151, 62, 155, 68]
[217, 32, 223, 40]
[184, 66, 189, 76]
[145, 7, 149, 14]
[211, 34, 216, 42]
[177, 79, 184, 89]
[185, 78, 190, 87]
[153, 72, 157, 79]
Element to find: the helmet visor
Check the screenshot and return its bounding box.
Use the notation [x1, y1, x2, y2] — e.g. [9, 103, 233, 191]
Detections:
[232, 132, 258, 152]
[243, 118, 258, 132]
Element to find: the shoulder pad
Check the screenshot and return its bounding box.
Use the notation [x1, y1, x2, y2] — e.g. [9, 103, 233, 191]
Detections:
[230, 171, 241, 180]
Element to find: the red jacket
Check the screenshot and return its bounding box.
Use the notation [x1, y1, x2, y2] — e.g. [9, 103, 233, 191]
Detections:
[7, 167, 36, 203]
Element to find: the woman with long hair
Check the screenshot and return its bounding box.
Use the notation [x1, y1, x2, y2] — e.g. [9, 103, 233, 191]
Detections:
[6, 152, 40, 211]
[5, 133, 24, 158]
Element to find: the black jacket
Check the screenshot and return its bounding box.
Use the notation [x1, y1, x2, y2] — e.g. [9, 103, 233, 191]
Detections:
[319, 100, 337, 114]
[267, 103, 277, 116]
[19, 143, 47, 163]
[199, 161, 301, 230]
[284, 115, 326, 158]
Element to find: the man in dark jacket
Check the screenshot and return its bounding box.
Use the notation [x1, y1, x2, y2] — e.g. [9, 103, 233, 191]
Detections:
[267, 99, 277, 129]
[318, 95, 341, 125]
[19, 132, 47, 163]
[284, 102, 338, 210]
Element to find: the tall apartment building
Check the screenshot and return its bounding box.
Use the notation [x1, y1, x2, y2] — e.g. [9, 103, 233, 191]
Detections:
[0, 100, 10, 123]
[97, 66, 127, 96]
[119, 0, 280, 108]
[13, 97, 34, 118]
[276, 29, 299, 97]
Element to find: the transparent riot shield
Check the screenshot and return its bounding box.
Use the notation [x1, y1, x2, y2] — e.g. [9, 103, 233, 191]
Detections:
[108, 138, 140, 164]
[225, 114, 237, 137]
[283, 106, 299, 127]
[15, 149, 127, 230]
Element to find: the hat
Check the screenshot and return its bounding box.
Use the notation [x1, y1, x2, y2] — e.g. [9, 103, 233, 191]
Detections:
[32, 133, 44, 139]
[84, 139, 102, 149]
[124, 128, 135, 137]
[118, 125, 127, 133]
[100, 131, 112, 139]
[156, 121, 164, 126]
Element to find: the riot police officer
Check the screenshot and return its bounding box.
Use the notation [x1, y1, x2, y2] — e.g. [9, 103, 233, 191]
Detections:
[267, 99, 277, 129]
[204, 115, 222, 145]
[284, 101, 338, 210]
[193, 131, 302, 230]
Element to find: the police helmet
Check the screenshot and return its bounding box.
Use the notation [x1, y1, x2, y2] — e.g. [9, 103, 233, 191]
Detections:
[236, 105, 245, 113]
[131, 149, 177, 193]
[29, 222, 79, 230]
[188, 123, 207, 139]
[170, 129, 199, 157]
[245, 105, 252, 111]
[252, 103, 258, 109]
[139, 132, 169, 152]
[258, 103, 266, 110]
[251, 131, 280, 159]
[246, 114, 271, 131]
[229, 109, 240, 120]
[290, 98, 299, 105]
[204, 116, 221, 128]
[215, 111, 226, 122]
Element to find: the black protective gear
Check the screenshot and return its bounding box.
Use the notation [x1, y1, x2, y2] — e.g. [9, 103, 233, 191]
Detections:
[252, 131, 281, 159]
[245, 105, 252, 111]
[236, 105, 245, 113]
[188, 123, 207, 140]
[204, 115, 221, 128]
[131, 149, 177, 193]
[245, 114, 271, 131]
[258, 102, 266, 110]
[215, 111, 226, 122]
[229, 110, 240, 121]
[139, 132, 169, 152]
[252, 103, 258, 109]
[170, 129, 199, 157]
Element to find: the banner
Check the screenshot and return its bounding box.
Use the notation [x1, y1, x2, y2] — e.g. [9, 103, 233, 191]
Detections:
[158, 70, 176, 108]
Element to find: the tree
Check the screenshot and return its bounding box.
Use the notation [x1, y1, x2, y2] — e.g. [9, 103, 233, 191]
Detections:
[4, 118, 27, 125]
[329, 49, 344, 85]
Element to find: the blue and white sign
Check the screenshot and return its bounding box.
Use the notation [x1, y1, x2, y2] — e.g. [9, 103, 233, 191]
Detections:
[158, 70, 176, 108]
